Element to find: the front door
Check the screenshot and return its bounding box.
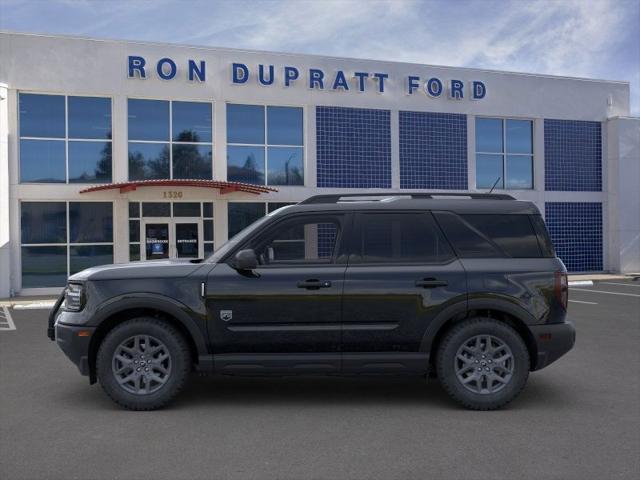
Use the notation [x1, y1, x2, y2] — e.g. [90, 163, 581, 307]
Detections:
[142, 218, 203, 260]
[341, 212, 467, 373]
[205, 213, 349, 373]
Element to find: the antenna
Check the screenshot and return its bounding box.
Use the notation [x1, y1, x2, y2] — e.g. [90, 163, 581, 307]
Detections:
[488, 177, 501, 194]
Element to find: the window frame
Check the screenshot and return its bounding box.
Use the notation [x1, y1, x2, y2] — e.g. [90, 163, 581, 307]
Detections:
[226, 103, 306, 186]
[127, 98, 214, 181]
[18, 92, 114, 184]
[349, 211, 457, 266]
[19, 200, 115, 287]
[228, 212, 349, 268]
[475, 116, 534, 190]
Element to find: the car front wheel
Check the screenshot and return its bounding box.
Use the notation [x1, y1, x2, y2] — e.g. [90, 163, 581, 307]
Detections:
[96, 317, 191, 410]
[436, 318, 530, 410]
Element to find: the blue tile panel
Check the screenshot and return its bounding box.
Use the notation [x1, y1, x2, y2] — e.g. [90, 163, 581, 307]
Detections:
[317, 222, 338, 258]
[316, 106, 391, 188]
[545, 202, 603, 272]
[544, 119, 602, 191]
[399, 111, 467, 190]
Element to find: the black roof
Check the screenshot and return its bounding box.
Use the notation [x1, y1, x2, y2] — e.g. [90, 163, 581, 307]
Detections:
[272, 193, 541, 216]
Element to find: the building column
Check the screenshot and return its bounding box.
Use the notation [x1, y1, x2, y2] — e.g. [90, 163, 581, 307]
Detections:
[607, 117, 640, 273]
[0, 84, 10, 297]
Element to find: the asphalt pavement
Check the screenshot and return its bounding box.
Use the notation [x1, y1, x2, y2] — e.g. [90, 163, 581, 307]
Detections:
[1, 280, 639, 480]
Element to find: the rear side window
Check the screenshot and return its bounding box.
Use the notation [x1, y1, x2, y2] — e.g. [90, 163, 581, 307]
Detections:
[530, 214, 555, 257]
[434, 212, 543, 258]
[355, 213, 454, 264]
[461, 214, 542, 258]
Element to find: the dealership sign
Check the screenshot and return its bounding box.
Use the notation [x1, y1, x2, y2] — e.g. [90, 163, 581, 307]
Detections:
[127, 56, 486, 100]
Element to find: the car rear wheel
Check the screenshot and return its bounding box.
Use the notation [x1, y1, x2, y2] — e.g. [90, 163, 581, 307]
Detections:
[96, 317, 191, 410]
[436, 317, 529, 410]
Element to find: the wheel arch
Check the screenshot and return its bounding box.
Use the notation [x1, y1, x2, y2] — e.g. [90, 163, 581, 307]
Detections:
[422, 298, 538, 372]
[87, 296, 208, 384]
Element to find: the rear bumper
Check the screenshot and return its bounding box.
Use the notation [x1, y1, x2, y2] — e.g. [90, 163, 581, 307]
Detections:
[530, 321, 576, 371]
[55, 322, 94, 376]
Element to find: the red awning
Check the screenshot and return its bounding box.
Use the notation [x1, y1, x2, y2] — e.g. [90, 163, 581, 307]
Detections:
[79, 179, 278, 195]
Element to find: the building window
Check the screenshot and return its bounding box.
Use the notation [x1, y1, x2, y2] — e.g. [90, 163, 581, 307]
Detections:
[19, 93, 112, 184]
[226, 104, 304, 186]
[128, 99, 213, 181]
[476, 118, 533, 190]
[227, 202, 296, 240]
[20, 202, 114, 288]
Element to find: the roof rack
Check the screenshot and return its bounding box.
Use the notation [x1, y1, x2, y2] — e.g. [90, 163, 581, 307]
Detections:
[299, 192, 515, 204]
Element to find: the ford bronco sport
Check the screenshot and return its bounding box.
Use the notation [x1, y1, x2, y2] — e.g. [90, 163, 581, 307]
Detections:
[49, 193, 575, 410]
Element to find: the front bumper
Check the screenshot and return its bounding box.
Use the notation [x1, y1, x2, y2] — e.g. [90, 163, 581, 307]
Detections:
[530, 321, 576, 371]
[54, 321, 95, 376]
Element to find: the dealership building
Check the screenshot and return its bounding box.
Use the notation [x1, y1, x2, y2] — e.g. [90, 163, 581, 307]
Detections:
[0, 31, 638, 296]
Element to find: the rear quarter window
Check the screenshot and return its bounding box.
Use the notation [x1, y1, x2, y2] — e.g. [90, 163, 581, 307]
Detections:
[434, 212, 543, 258]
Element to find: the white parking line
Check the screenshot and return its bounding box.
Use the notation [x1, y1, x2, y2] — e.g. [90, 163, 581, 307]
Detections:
[569, 299, 598, 305]
[570, 288, 640, 298]
[0, 306, 16, 331]
[600, 282, 640, 288]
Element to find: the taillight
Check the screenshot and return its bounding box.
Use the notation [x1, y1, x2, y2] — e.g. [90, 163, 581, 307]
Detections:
[555, 271, 568, 310]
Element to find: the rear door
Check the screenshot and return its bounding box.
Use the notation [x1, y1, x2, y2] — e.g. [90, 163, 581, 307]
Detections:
[341, 211, 466, 373]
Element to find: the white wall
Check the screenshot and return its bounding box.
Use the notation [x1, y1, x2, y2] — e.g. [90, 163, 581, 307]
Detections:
[0, 83, 10, 297]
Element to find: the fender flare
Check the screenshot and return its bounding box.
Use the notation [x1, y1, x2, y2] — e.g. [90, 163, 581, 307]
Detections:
[419, 296, 537, 354]
[90, 293, 208, 356]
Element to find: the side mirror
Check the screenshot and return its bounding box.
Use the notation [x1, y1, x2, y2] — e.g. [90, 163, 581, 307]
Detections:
[234, 249, 258, 271]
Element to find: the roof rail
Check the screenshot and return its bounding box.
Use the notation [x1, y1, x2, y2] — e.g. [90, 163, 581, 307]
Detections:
[299, 192, 515, 204]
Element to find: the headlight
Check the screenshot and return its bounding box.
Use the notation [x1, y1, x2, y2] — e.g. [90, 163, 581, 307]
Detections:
[65, 283, 85, 311]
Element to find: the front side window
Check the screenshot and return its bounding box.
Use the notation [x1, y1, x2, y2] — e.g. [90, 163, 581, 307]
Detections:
[227, 104, 304, 186]
[128, 99, 213, 180]
[355, 213, 454, 264]
[19, 93, 112, 184]
[249, 216, 340, 265]
[476, 118, 533, 189]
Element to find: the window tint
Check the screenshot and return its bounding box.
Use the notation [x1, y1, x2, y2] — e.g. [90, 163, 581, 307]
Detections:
[227, 104, 264, 144]
[19, 139, 66, 183]
[434, 212, 501, 258]
[357, 213, 454, 263]
[21, 246, 67, 288]
[142, 202, 171, 217]
[172, 101, 212, 143]
[173, 203, 201, 217]
[128, 142, 170, 180]
[267, 146, 304, 185]
[69, 202, 113, 243]
[227, 146, 265, 184]
[228, 203, 266, 238]
[21, 202, 67, 244]
[267, 106, 303, 145]
[68, 141, 112, 183]
[172, 144, 212, 179]
[128, 99, 169, 141]
[531, 214, 555, 257]
[461, 214, 541, 258]
[70, 245, 114, 274]
[68, 96, 112, 139]
[475, 118, 502, 153]
[252, 217, 339, 264]
[19, 94, 65, 138]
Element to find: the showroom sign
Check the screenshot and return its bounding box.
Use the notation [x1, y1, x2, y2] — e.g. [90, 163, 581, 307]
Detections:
[127, 56, 486, 100]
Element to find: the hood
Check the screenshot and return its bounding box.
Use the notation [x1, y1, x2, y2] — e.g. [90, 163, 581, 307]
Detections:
[68, 259, 207, 282]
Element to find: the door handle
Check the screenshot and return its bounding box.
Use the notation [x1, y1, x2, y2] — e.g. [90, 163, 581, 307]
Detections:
[297, 279, 332, 290]
[415, 278, 448, 288]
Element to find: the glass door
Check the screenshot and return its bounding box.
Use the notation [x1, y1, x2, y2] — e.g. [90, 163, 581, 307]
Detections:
[174, 218, 203, 259]
[142, 220, 171, 260]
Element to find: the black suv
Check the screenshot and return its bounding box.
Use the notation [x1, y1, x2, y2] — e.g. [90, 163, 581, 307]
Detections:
[49, 193, 575, 411]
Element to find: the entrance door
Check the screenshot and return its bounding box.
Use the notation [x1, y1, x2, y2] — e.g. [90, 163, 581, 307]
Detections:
[174, 218, 203, 259]
[142, 218, 203, 260]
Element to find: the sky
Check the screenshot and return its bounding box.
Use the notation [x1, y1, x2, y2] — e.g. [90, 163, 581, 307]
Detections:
[1, 0, 639, 114]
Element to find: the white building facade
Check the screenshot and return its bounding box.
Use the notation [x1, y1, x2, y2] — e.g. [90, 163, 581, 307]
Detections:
[0, 32, 638, 296]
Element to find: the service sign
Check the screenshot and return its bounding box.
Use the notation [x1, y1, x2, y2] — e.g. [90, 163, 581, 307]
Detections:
[127, 56, 487, 100]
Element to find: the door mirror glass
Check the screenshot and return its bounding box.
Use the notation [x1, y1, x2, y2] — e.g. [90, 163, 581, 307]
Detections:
[234, 249, 258, 270]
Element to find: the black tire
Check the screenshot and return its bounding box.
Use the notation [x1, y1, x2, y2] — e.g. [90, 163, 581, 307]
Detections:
[96, 317, 191, 410]
[436, 317, 529, 410]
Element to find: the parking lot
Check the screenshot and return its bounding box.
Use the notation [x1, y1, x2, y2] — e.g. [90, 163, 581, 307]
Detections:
[1, 280, 639, 480]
